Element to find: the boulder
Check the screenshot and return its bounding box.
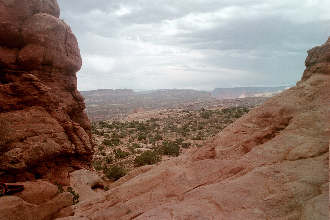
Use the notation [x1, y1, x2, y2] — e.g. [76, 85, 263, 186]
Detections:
[0, 192, 73, 220]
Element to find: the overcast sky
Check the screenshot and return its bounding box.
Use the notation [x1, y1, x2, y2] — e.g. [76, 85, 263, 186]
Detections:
[57, 0, 329, 91]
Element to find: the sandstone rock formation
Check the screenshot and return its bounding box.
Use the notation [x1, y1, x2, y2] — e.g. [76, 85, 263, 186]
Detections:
[0, 180, 73, 220]
[58, 38, 329, 219]
[0, 0, 93, 184]
[0, 0, 94, 218]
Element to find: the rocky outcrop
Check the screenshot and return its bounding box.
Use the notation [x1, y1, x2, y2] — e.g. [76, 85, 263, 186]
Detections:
[60, 38, 329, 219]
[0, 181, 73, 220]
[301, 37, 330, 81]
[0, 0, 93, 184]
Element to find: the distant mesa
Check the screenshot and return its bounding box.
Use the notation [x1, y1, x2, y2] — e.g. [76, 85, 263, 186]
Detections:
[211, 86, 289, 99]
[81, 87, 284, 121]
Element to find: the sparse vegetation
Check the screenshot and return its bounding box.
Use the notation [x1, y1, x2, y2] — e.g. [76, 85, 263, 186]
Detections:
[114, 148, 129, 159]
[92, 159, 103, 171]
[56, 184, 80, 205]
[134, 151, 161, 167]
[104, 165, 127, 181]
[55, 183, 64, 193]
[91, 106, 251, 181]
[160, 140, 180, 156]
[67, 187, 80, 205]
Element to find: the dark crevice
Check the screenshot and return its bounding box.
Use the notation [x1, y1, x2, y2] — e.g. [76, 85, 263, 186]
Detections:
[91, 183, 105, 191]
[64, 26, 69, 57]
[130, 212, 144, 220]
[183, 182, 210, 195]
[34, 173, 42, 179]
[0, 75, 11, 84]
[285, 150, 328, 162]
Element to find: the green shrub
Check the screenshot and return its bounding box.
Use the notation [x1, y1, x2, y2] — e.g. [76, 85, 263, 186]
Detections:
[148, 136, 156, 144]
[192, 131, 203, 140]
[128, 146, 136, 153]
[105, 155, 113, 164]
[114, 148, 129, 159]
[104, 165, 126, 181]
[154, 134, 163, 141]
[103, 139, 112, 146]
[181, 142, 191, 149]
[103, 138, 121, 147]
[137, 132, 147, 141]
[111, 137, 121, 146]
[160, 141, 180, 157]
[136, 122, 148, 131]
[127, 121, 138, 128]
[132, 143, 141, 148]
[91, 126, 102, 135]
[134, 151, 161, 167]
[221, 107, 249, 117]
[55, 183, 64, 193]
[92, 159, 103, 171]
[67, 187, 80, 205]
[118, 132, 127, 138]
[175, 138, 184, 145]
[200, 110, 212, 119]
[179, 125, 190, 134]
[99, 121, 110, 128]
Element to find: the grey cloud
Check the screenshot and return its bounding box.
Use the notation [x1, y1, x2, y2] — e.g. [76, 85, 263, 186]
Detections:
[177, 18, 330, 51]
[57, 0, 330, 91]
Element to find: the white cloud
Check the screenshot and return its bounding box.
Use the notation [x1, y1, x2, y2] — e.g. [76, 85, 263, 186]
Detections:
[114, 6, 132, 16]
[58, 0, 330, 91]
[83, 54, 115, 73]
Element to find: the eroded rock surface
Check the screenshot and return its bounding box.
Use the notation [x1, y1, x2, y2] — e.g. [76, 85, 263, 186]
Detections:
[0, 190, 73, 220]
[60, 38, 330, 220]
[0, 0, 93, 219]
[0, 0, 93, 184]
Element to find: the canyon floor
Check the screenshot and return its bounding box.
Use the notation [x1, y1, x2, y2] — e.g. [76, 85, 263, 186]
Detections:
[91, 104, 254, 183]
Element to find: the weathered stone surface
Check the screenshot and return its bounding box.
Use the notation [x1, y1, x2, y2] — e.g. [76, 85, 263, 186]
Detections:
[0, 0, 92, 219]
[0, 192, 73, 220]
[0, 0, 60, 48]
[54, 206, 75, 219]
[70, 169, 105, 202]
[0, 0, 93, 183]
[302, 37, 330, 81]
[14, 180, 59, 205]
[21, 13, 82, 71]
[63, 38, 329, 219]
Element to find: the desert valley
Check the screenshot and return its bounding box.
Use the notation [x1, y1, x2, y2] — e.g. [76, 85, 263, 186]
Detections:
[0, 0, 329, 220]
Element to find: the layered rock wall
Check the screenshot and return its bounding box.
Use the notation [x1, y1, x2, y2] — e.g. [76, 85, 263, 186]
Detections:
[0, 0, 93, 184]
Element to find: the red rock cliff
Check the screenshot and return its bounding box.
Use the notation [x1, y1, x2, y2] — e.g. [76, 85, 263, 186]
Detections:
[0, 0, 93, 184]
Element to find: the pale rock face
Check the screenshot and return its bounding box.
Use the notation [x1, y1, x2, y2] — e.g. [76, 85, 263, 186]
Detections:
[69, 169, 105, 202]
[60, 38, 329, 220]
